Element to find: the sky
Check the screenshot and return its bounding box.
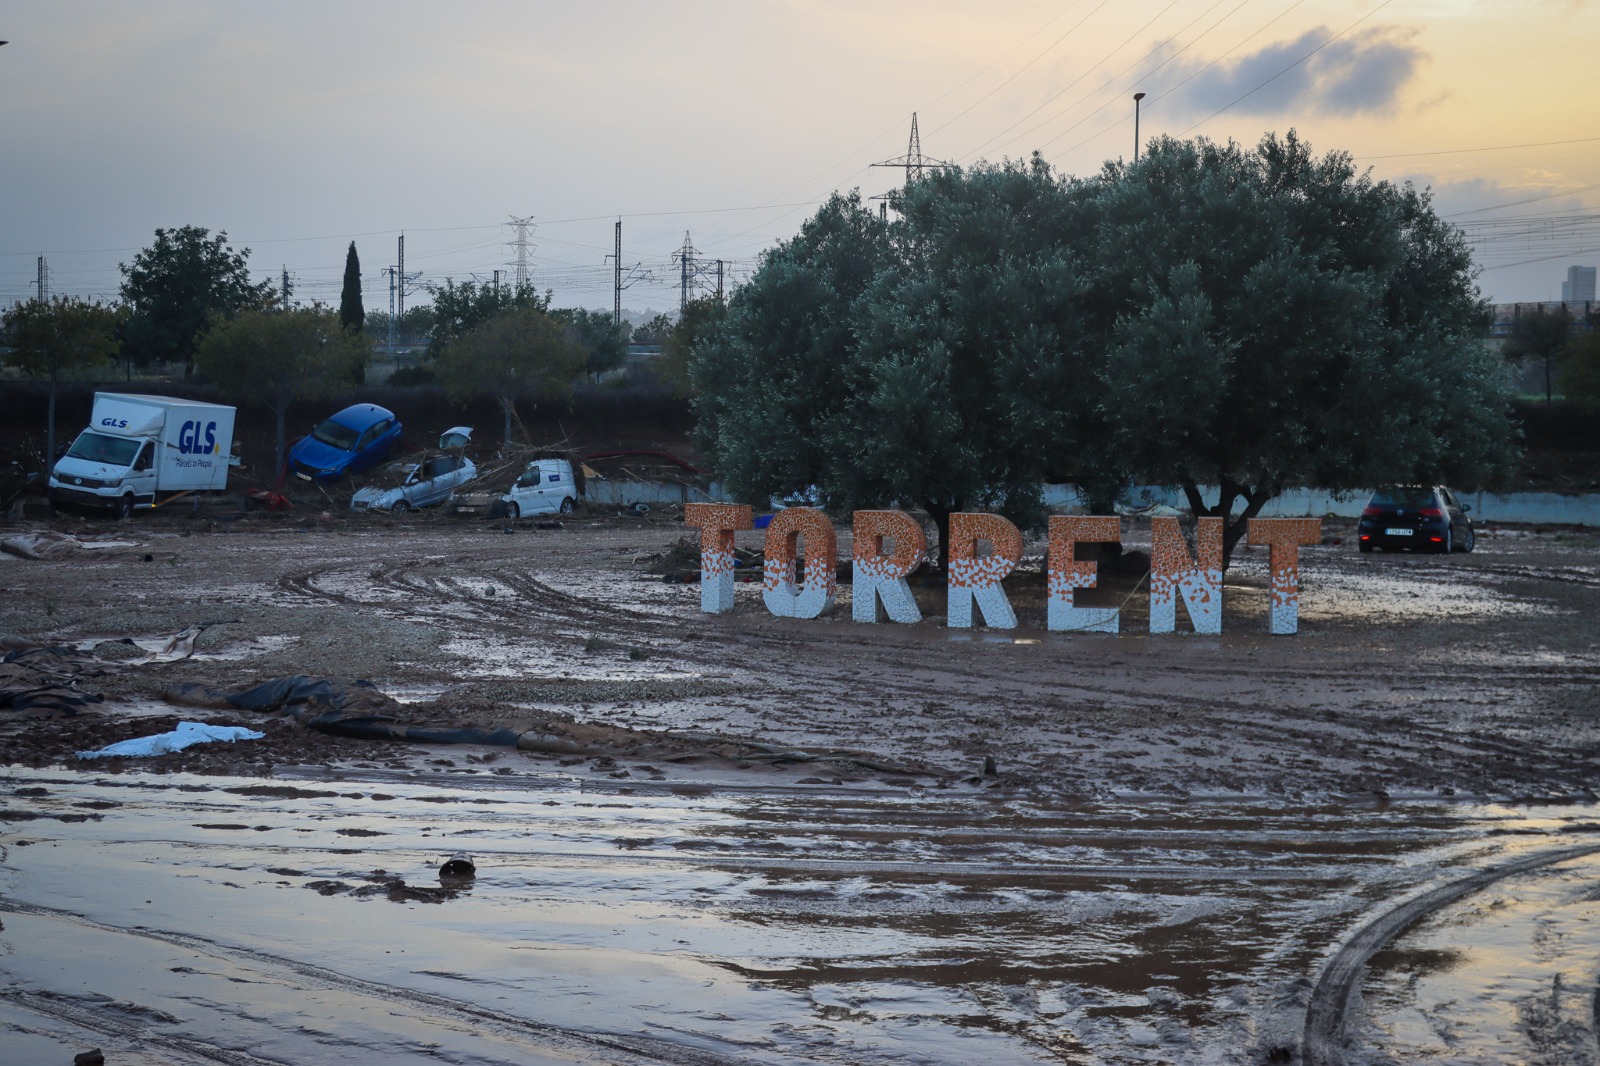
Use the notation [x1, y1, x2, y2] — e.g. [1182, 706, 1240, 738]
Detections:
[2, 0, 1597, 317]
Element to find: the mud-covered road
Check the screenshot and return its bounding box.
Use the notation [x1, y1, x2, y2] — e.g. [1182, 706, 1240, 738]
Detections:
[1, 509, 1598, 1063]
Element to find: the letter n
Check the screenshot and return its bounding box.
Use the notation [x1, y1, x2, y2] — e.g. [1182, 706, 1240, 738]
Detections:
[762, 507, 836, 619]
[851, 511, 924, 624]
[683, 503, 752, 614]
[946, 513, 1022, 629]
[1149, 517, 1223, 634]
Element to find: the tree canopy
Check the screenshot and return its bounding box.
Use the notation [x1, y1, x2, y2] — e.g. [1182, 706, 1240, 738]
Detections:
[119, 226, 274, 374]
[425, 278, 551, 358]
[339, 242, 365, 334]
[657, 297, 724, 397]
[554, 306, 630, 382]
[1501, 304, 1573, 403]
[434, 305, 584, 445]
[2, 296, 125, 462]
[1090, 133, 1513, 557]
[195, 307, 370, 479]
[1560, 327, 1600, 411]
[692, 133, 1518, 567]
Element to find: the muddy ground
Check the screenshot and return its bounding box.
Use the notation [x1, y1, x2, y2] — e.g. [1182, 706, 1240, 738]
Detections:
[1, 504, 1598, 1064]
[2, 505, 1597, 801]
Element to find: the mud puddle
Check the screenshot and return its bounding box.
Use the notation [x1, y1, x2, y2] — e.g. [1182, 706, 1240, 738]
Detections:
[1351, 844, 1600, 1064]
[4, 767, 1597, 1063]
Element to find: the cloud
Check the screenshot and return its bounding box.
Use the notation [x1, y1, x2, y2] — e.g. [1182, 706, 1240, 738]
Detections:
[1164, 25, 1427, 118]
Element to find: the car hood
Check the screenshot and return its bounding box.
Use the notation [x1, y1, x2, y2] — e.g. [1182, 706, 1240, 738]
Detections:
[351, 486, 401, 507]
[289, 435, 355, 474]
[53, 456, 128, 481]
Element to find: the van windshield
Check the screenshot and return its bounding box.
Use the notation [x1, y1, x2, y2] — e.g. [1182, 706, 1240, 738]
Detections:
[310, 420, 361, 450]
[66, 431, 139, 467]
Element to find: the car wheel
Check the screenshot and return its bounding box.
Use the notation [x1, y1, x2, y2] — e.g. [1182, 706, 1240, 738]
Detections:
[506, 502, 520, 519]
[1440, 527, 1452, 554]
[1460, 524, 1475, 554]
[559, 496, 575, 515]
[117, 495, 134, 520]
[391, 500, 411, 514]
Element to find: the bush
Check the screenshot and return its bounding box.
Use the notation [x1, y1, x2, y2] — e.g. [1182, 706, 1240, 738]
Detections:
[386, 365, 437, 387]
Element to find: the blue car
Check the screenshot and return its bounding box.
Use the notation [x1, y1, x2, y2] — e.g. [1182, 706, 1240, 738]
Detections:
[288, 404, 403, 482]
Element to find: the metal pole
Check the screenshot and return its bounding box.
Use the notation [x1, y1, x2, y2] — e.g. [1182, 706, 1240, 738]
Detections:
[1133, 92, 1146, 162]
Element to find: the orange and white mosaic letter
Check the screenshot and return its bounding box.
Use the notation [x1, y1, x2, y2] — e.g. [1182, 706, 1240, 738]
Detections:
[1148, 517, 1223, 635]
[851, 510, 926, 624]
[946, 513, 1023, 629]
[1246, 518, 1322, 634]
[683, 502, 753, 614]
[1047, 516, 1122, 633]
[762, 507, 837, 619]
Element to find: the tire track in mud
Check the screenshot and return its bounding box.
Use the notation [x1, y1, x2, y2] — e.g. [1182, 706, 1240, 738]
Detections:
[278, 561, 681, 640]
[265, 547, 1598, 794]
[1301, 843, 1600, 1066]
[1396, 559, 1600, 591]
[1, 988, 286, 1065]
[0, 900, 744, 1066]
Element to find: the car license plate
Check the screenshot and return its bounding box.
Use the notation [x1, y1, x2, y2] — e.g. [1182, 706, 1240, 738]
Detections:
[1385, 527, 1413, 536]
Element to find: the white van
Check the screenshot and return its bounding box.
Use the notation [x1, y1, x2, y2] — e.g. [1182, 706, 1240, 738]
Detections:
[503, 457, 579, 518]
[49, 393, 236, 517]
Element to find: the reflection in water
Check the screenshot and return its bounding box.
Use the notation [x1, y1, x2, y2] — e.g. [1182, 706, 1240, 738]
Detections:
[2, 767, 1597, 1063]
[1355, 856, 1600, 1064]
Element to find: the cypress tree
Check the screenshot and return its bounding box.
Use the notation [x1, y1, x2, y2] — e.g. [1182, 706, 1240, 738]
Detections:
[339, 241, 364, 334]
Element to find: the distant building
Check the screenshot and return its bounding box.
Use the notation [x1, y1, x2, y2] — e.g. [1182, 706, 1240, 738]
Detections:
[1561, 264, 1596, 303]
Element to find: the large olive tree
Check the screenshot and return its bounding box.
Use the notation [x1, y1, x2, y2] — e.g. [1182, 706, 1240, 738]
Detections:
[692, 134, 1517, 568]
[1093, 132, 1515, 560]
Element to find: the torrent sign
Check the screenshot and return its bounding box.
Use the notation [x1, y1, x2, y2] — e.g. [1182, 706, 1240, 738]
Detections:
[684, 504, 1322, 635]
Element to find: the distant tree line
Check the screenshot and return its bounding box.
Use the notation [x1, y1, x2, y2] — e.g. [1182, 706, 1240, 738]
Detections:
[1, 225, 699, 463]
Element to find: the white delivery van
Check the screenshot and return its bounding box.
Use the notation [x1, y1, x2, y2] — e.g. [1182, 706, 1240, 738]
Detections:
[502, 457, 579, 518]
[48, 393, 237, 517]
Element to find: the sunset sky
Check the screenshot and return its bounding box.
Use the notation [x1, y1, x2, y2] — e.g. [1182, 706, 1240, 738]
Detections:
[2, 1, 1596, 314]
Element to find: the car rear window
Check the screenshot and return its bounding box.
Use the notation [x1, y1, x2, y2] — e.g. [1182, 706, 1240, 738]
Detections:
[1370, 488, 1435, 508]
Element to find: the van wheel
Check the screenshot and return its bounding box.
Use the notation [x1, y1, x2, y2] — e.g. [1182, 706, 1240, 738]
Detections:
[117, 495, 134, 519]
[559, 497, 575, 515]
[505, 502, 520, 519]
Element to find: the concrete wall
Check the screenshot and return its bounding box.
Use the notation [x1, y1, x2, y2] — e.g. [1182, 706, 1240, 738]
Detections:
[600, 479, 1600, 525]
[1043, 484, 1600, 525]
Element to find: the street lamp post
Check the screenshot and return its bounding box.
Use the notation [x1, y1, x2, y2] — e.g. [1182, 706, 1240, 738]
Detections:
[1133, 92, 1146, 162]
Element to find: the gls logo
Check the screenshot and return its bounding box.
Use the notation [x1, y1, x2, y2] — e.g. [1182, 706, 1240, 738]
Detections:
[178, 420, 219, 455]
[100, 417, 129, 429]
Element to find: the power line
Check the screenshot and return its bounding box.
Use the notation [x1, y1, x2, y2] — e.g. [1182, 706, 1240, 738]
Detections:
[1025, 0, 1247, 158]
[1445, 182, 1600, 219]
[1179, 0, 1392, 135]
[1357, 134, 1600, 161]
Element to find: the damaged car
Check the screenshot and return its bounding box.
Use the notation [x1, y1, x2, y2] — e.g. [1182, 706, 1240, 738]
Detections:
[288, 403, 403, 482]
[351, 428, 476, 513]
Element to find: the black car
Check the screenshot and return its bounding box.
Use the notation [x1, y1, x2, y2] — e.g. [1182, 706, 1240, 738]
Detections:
[1357, 485, 1475, 554]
